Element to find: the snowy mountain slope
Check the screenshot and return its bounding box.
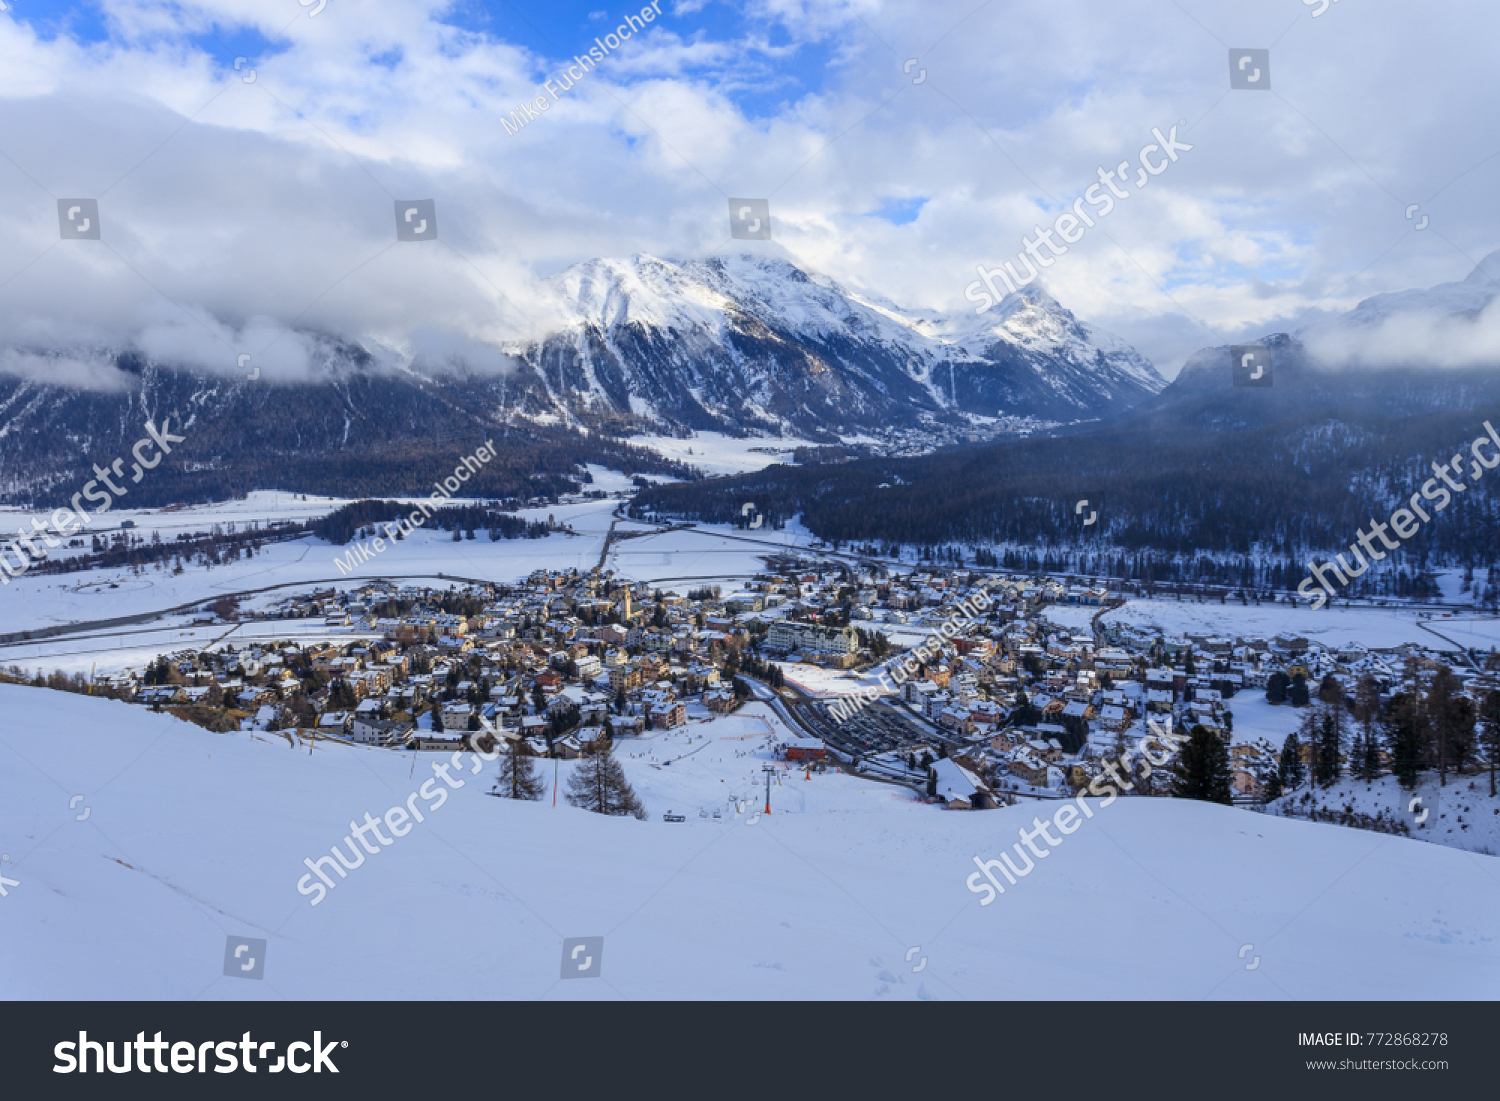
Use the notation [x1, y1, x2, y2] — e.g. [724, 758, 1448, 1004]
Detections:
[2, 685, 1495, 1000]
[1292, 250, 1500, 370]
[1314, 250, 1500, 331]
[1161, 250, 1500, 400]
[0, 256, 1163, 503]
[518, 254, 1166, 435]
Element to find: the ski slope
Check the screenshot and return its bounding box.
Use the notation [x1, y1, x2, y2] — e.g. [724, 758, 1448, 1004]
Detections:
[2, 686, 1495, 1000]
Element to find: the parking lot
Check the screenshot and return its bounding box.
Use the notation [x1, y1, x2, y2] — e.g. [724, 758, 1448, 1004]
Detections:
[794, 696, 956, 763]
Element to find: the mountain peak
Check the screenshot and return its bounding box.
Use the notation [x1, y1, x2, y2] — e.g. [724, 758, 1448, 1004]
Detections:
[1463, 248, 1500, 287]
[521, 253, 1162, 433]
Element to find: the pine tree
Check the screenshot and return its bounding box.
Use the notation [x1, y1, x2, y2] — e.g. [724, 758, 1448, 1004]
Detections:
[1265, 671, 1289, 705]
[565, 735, 646, 818]
[329, 678, 356, 709]
[1261, 764, 1284, 803]
[431, 706, 444, 733]
[494, 738, 544, 800]
[1170, 725, 1233, 804]
[1277, 731, 1305, 792]
[1314, 707, 1342, 787]
[1385, 692, 1423, 789]
[1317, 673, 1343, 705]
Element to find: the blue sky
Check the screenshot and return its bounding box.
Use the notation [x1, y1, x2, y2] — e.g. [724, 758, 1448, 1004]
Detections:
[444, 1, 842, 118]
[12, 0, 842, 119]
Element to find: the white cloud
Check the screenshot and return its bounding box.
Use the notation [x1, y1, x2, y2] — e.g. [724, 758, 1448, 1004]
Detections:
[0, 0, 1496, 384]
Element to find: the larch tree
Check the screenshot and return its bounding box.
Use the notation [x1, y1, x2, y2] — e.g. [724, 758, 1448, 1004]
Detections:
[565, 734, 646, 819]
[1351, 674, 1384, 782]
[1476, 688, 1500, 798]
[494, 737, 545, 801]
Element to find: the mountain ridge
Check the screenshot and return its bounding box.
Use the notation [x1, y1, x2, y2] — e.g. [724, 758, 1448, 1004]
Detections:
[0, 254, 1166, 502]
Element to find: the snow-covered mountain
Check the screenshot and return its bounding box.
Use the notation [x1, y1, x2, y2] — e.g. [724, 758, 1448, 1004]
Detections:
[1284, 249, 1500, 371]
[1160, 249, 1500, 406]
[1307, 249, 1500, 334]
[513, 254, 1164, 436]
[0, 255, 1163, 502]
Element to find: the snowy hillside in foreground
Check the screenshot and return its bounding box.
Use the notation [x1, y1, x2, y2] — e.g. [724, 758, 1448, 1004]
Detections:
[2, 687, 1495, 1000]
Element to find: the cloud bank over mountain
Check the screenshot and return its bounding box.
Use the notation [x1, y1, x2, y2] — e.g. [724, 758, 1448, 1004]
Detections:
[1, 0, 1499, 382]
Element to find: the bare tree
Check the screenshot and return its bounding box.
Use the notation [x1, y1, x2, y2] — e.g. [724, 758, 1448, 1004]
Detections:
[1351, 674, 1383, 781]
[565, 734, 646, 819]
[494, 737, 544, 801]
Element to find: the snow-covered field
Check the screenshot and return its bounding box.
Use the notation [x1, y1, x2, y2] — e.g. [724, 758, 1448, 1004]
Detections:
[0, 492, 619, 640]
[1100, 597, 1500, 651]
[0, 490, 347, 545]
[0, 619, 385, 679]
[3, 686, 1495, 999]
[1036, 604, 1098, 633]
[605, 520, 822, 594]
[774, 662, 877, 698]
[1226, 694, 1303, 752]
[624, 432, 810, 477]
[0, 491, 836, 648]
[0, 495, 841, 678]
